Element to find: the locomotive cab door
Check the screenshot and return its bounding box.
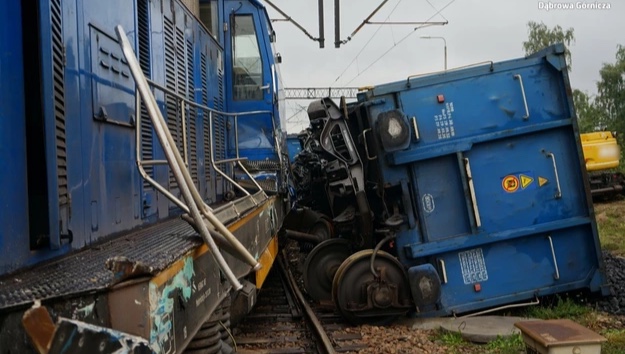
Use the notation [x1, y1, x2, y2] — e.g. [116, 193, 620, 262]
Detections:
[223, 0, 280, 163]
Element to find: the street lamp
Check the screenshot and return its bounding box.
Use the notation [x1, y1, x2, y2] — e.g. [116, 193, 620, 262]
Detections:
[421, 36, 447, 70]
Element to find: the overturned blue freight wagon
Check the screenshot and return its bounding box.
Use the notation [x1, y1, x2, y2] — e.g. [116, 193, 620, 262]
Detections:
[293, 44, 609, 323]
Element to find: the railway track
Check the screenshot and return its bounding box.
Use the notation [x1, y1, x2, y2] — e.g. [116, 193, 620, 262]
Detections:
[233, 248, 368, 353]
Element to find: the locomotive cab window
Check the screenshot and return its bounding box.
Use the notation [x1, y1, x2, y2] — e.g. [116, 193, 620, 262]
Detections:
[232, 15, 263, 101]
[199, 0, 219, 38]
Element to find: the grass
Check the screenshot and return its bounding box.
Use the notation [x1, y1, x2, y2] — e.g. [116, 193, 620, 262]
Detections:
[432, 296, 622, 354]
[433, 329, 525, 354]
[433, 330, 477, 353]
[523, 296, 592, 322]
[594, 197, 625, 256]
[602, 329, 625, 354]
[585, 197, 625, 354]
[484, 335, 525, 354]
[436, 330, 465, 347]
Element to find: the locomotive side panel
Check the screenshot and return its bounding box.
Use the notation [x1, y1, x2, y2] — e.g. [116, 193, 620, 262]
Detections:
[0, 1, 30, 274]
[77, 0, 142, 242]
[0, 0, 237, 274]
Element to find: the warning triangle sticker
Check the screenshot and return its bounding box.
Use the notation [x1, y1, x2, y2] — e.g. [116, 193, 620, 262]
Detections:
[520, 175, 534, 189]
[538, 176, 549, 187]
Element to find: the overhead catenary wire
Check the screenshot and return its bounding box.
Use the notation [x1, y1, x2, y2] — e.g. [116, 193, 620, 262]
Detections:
[339, 0, 390, 46]
[341, 0, 456, 87]
[265, 0, 321, 44]
[286, 102, 308, 122]
[331, 0, 405, 86]
[285, 101, 309, 133]
[425, 0, 448, 22]
[336, 1, 446, 46]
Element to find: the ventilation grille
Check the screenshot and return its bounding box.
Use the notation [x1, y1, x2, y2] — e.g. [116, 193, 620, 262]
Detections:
[217, 67, 224, 112]
[175, 26, 185, 159]
[50, 0, 68, 206]
[137, 0, 153, 189]
[201, 53, 211, 184]
[200, 54, 208, 106]
[187, 39, 198, 187]
[214, 68, 226, 168]
[164, 17, 179, 189]
[164, 17, 200, 192]
[137, 0, 150, 75]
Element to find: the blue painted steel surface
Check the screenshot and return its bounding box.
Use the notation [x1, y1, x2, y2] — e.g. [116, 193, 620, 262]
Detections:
[38, 0, 63, 250]
[75, 0, 140, 245]
[360, 44, 607, 316]
[286, 135, 302, 162]
[0, 0, 285, 276]
[0, 1, 30, 274]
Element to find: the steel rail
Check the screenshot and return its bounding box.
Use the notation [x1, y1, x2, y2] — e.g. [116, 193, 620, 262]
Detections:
[278, 252, 335, 354]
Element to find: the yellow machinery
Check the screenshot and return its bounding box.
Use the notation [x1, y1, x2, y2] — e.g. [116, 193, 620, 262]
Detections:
[581, 131, 624, 197]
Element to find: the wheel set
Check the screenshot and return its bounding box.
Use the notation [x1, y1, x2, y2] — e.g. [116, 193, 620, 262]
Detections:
[303, 240, 413, 324]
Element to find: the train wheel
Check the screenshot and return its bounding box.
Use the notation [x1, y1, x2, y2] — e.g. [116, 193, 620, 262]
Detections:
[303, 239, 351, 302]
[308, 218, 333, 242]
[300, 217, 333, 252]
[332, 250, 412, 325]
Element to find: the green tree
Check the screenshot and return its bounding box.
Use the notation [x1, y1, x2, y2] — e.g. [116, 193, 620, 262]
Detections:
[522, 21, 575, 69]
[522, 22, 596, 130]
[573, 89, 604, 132]
[595, 45, 625, 144]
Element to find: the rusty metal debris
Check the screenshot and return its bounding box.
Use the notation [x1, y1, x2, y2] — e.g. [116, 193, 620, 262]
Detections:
[23, 303, 154, 354]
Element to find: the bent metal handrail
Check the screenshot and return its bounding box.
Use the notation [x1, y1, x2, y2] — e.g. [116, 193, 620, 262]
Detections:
[144, 77, 271, 201]
[116, 24, 266, 291]
[139, 69, 272, 268]
[133, 82, 268, 272]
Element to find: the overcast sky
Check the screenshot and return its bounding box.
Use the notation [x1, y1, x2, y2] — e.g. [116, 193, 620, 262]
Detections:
[264, 0, 623, 132]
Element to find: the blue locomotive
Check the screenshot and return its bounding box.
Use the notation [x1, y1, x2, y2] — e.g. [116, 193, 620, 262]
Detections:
[0, 0, 287, 352]
[294, 44, 609, 323]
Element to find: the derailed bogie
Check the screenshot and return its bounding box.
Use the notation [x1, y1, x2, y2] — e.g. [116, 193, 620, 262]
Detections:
[292, 98, 374, 246]
[294, 97, 415, 323]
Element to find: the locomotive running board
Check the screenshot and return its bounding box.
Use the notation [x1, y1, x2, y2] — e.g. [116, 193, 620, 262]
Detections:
[1, 195, 284, 352]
